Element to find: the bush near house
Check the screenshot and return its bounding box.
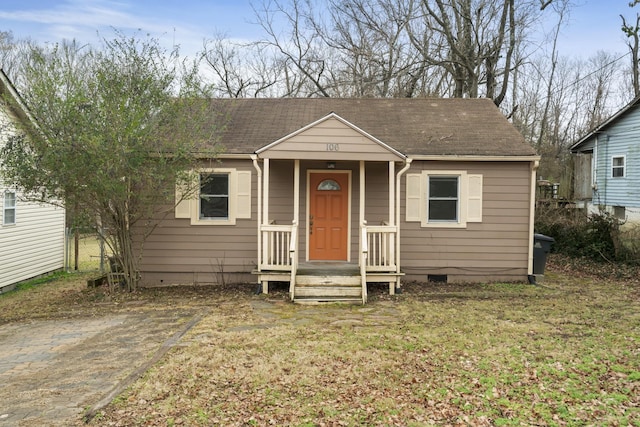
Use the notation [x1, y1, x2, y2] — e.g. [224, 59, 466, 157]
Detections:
[534, 206, 637, 264]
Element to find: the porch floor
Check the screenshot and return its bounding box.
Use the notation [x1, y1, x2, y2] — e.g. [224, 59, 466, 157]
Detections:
[295, 262, 360, 276]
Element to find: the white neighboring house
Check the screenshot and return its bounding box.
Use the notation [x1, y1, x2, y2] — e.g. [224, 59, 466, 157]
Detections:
[0, 69, 65, 292]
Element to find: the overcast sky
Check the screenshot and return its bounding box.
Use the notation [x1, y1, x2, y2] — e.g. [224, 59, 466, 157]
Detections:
[0, 0, 633, 59]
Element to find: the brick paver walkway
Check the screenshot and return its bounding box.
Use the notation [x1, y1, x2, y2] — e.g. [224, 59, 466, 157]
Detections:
[0, 309, 198, 426]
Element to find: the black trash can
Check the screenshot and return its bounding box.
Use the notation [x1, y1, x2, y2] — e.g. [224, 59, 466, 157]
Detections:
[533, 233, 555, 277]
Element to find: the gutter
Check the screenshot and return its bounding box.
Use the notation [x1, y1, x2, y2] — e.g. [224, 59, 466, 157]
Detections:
[203, 153, 542, 162]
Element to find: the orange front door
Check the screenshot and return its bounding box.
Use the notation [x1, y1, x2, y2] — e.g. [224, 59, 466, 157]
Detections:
[309, 172, 349, 261]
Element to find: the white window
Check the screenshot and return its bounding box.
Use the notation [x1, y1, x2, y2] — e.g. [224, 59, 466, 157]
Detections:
[406, 171, 483, 228]
[175, 168, 252, 225]
[612, 156, 625, 178]
[3, 190, 16, 225]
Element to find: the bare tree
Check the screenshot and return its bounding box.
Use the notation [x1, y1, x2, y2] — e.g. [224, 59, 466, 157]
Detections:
[313, 0, 418, 97]
[202, 36, 281, 97]
[254, 0, 332, 97]
[621, 12, 640, 96]
[406, 0, 546, 106]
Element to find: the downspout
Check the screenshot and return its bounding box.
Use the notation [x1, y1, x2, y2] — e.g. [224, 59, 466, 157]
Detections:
[527, 159, 540, 278]
[395, 158, 413, 287]
[251, 155, 262, 271]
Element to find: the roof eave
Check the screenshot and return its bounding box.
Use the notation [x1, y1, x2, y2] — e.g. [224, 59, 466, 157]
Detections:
[570, 94, 640, 152]
[409, 154, 541, 162]
[0, 69, 38, 128]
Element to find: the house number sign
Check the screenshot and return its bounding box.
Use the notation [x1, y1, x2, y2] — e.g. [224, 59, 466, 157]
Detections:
[326, 143, 340, 151]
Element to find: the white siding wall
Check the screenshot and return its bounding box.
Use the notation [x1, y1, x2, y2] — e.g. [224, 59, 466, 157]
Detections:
[0, 104, 66, 289]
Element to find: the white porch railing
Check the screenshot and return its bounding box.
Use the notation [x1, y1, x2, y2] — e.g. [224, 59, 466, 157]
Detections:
[361, 222, 398, 304]
[261, 223, 294, 270]
[364, 224, 397, 272]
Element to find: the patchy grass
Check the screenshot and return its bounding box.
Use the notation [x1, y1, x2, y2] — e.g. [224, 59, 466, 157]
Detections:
[0, 272, 253, 324]
[89, 255, 639, 426]
[2, 255, 639, 425]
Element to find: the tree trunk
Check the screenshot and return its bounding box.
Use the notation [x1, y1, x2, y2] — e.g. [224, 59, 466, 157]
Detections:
[621, 14, 640, 97]
[74, 229, 79, 271]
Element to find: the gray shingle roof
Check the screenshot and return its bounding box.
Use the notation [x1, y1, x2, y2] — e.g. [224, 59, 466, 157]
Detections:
[209, 98, 537, 157]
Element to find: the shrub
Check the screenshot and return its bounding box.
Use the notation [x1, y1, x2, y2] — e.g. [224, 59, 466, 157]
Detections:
[534, 207, 628, 263]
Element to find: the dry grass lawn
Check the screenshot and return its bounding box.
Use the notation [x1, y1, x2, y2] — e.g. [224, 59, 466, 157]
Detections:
[1, 255, 639, 426]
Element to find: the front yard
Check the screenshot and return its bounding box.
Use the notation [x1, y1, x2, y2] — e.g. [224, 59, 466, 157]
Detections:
[2, 255, 639, 426]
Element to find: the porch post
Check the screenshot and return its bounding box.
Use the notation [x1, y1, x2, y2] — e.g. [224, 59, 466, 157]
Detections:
[263, 158, 270, 225]
[261, 158, 270, 294]
[359, 161, 365, 226]
[293, 160, 300, 222]
[359, 160, 365, 268]
[389, 161, 395, 226]
[360, 160, 367, 303]
[251, 155, 262, 270]
[290, 160, 300, 300]
[388, 161, 396, 294]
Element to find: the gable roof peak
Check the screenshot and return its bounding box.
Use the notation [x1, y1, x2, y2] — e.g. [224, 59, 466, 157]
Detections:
[256, 110, 406, 161]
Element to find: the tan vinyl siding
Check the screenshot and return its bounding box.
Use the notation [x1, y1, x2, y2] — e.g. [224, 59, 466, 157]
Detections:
[138, 157, 533, 285]
[400, 161, 532, 282]
[260, 117, 402, 161]
[138, 159, 258, 286]
[364, 163, 392, 225]
[268, 160, 296, 225]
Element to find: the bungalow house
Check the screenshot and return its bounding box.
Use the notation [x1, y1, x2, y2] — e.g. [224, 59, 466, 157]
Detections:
[570, 95, 640, 223]
[0, 70, 66, 292]
[141, 98, 540, 303]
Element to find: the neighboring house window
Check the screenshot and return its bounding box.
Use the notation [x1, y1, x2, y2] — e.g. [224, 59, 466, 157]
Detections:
[406, 171, 483, 228]
[428, 176, 459, 222]
[199, 173, 229, 220]
[3, 190, 16, 225]
[612, 156, 625, 178]
[613, 206, 625, 220]
[174, 168, 252, 225]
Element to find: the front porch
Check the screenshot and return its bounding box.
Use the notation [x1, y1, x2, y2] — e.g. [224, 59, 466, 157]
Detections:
[252, 193, 406, 304]
[250, 113, 410, 304]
